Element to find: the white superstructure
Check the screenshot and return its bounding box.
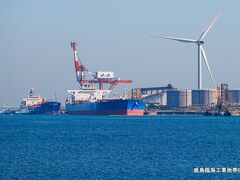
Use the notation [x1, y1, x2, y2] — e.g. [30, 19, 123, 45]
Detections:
[21, 89, 46, 108]
[67, 84, 111, 103]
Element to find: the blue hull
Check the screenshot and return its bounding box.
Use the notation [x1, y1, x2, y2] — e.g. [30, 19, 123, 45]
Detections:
[66, 99, 144, 115]
[28, 102, 61, 114]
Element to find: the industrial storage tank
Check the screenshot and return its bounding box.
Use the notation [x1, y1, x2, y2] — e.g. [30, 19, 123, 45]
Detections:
[192, 89, 218, 106]
[228, 90, 240, 105]
[167, 90, 192, 107]
[159, 92, 167, 106]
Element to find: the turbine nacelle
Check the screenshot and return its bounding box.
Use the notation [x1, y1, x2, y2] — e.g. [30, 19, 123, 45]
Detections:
[197, 41, 204, 45]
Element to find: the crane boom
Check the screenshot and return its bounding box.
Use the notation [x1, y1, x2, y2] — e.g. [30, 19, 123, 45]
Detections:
[71, 42, 89, 87]
[70, 41, 132, 90]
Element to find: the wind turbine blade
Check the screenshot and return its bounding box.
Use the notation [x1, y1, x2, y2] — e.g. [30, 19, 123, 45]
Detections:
[198, 0, 232, 41]
[199, 10, 224, 41]
[200, 46, 216, 87]
[150, 35, 197, 43]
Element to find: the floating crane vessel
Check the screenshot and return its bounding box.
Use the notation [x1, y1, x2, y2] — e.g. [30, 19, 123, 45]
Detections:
[65, 42, 144, 115]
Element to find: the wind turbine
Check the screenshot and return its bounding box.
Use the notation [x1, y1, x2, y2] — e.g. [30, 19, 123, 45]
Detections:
[151, 10, 224, 89]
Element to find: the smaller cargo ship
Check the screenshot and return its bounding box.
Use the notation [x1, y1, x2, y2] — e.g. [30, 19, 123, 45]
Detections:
[15, 89, 61, 115]
[0, 108, 17, 115]
[0, 103, 18, 115]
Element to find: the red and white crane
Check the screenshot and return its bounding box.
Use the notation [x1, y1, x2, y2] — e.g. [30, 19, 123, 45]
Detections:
[70, 42, 132, 90]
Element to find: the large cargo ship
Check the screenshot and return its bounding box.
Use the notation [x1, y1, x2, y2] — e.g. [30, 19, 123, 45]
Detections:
[65, 42, 144, 116]
[16, 89, 61, 115]
[66, 99, 144, 115]
[66, 87, 144, 115]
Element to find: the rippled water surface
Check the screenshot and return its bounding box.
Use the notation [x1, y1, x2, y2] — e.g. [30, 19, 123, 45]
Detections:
[1, 115, 240, 179]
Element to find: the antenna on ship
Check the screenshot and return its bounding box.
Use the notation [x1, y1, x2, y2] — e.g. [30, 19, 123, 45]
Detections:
[54, 93, 57, 101]
[30, 88, 35, 97]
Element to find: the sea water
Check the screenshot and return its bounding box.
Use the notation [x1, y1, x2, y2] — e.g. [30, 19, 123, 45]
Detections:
[0, 115, 240, 179]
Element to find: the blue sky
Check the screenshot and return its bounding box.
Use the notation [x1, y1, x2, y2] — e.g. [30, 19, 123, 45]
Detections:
[0, 0, 239, 106]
